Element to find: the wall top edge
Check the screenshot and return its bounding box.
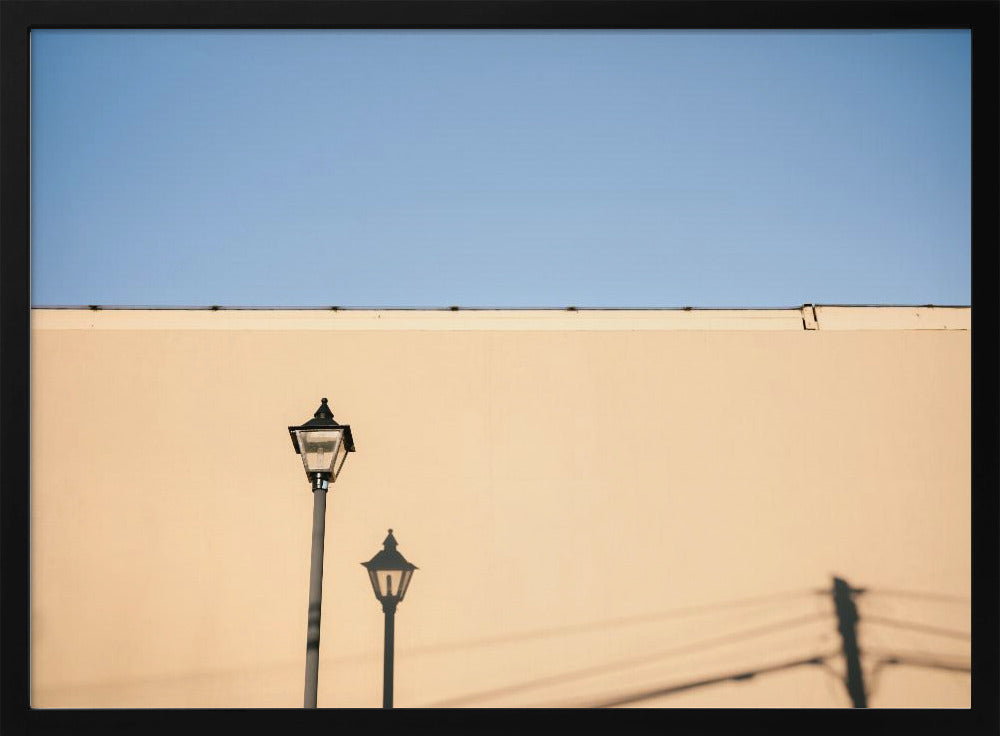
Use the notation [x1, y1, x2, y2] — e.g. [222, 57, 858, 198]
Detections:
[30, 306, 971, 332]
[31, 304, 972, 311]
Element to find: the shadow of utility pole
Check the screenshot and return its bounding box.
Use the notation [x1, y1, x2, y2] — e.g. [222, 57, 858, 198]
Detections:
[425, 575, 970, 708]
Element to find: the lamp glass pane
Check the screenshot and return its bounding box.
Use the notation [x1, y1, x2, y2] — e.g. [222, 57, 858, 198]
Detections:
[396, 569, 414, 600]
[296, 429, 343, 474]
[374, 568, 413, 600]
[367, 569, 382, 599]
[330, 438, 350, 481]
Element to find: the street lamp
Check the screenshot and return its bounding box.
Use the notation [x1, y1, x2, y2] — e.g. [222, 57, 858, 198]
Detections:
[288, 397, 355, 709]
[362, 529, 417, 709]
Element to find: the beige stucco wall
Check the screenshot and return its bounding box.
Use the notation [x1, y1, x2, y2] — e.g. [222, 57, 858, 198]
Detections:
[30, 307, 971, 708]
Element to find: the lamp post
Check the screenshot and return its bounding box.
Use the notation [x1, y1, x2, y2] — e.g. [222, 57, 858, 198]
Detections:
[288, 398, 355, 709]
[362, 530, 417, 709]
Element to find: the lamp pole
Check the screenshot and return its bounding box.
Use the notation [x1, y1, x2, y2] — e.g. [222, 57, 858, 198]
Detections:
[362, 530, 417, 709]
[382, 598, 397, 709]
[304, 473, 327, 709]
[289, 398, 355, 709]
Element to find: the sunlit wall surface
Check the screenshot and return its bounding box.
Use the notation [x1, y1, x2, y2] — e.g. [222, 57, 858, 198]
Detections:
[30, 307, 971, 707]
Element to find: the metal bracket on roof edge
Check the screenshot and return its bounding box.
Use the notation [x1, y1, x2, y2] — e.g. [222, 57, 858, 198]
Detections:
[802, 304, 818, 330]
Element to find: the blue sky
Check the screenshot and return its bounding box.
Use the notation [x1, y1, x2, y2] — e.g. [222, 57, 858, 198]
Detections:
[30, 30, 970, 308]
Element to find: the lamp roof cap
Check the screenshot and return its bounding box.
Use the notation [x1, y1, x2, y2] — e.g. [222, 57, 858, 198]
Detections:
[362, 529, 418, 571]
[288, 397, 355, 453]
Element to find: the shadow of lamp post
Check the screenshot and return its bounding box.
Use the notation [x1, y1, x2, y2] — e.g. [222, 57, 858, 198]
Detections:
[288, 398, 355, 709]
[362, 529, 418, 708]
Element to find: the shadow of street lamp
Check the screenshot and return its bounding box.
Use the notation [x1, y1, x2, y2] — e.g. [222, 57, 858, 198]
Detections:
[362, 529, 418, 708]
[288, 398, 355, 709]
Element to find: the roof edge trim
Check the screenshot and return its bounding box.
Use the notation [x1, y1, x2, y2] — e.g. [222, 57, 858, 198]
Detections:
[31, 306, 971, 332]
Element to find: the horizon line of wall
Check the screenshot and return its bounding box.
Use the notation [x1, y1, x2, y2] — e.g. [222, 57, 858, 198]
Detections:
[31, 305, 971, 332]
